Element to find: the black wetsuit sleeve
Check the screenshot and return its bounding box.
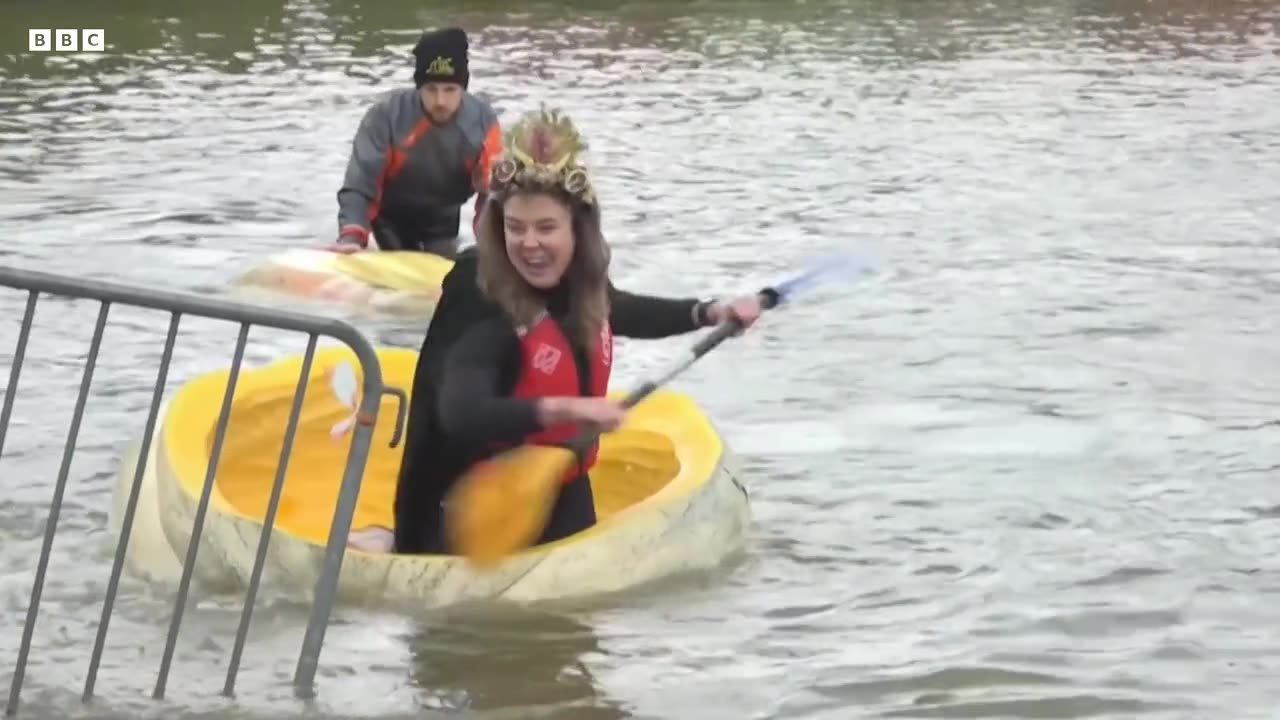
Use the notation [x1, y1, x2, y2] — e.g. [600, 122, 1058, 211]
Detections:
[436, 319, 545, 445]
[608, 284, 704, 339]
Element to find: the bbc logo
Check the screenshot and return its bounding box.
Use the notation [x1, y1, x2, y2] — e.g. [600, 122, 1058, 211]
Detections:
[28, 29, 106, 52]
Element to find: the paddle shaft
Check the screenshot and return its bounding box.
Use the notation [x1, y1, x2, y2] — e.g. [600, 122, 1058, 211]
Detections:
[559, 286, 782, 454]
[611, 258, 857, 410]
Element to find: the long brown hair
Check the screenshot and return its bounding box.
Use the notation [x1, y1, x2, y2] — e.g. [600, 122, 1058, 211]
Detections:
[474, 186, 611, 349]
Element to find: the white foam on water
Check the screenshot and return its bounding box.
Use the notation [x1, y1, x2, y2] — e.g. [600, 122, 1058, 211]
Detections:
[723, 403, 1110, 459]
[912, 419, 1109, 458]
[726, 420, 854, 456]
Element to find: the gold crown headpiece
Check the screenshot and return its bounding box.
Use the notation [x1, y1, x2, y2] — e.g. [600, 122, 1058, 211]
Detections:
[489, 106, 595, 205]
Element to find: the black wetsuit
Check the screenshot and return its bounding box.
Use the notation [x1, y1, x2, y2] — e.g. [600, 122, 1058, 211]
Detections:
[392, 248, 707, 554]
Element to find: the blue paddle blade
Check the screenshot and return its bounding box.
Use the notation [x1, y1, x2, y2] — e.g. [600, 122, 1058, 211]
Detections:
[771, 253, 881, 303]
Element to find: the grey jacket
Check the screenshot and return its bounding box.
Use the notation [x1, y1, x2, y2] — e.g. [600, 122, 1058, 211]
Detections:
[337, 88, 501, 248]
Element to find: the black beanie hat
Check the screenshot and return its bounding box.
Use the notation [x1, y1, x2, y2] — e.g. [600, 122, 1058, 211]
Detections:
[412, 27, 470, 89]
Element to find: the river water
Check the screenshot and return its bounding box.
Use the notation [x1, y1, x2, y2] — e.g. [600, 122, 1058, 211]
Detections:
[2, 0, 1279, 717]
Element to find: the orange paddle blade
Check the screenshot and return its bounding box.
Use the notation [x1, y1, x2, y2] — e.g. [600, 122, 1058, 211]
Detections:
[443, 444, 579, 567]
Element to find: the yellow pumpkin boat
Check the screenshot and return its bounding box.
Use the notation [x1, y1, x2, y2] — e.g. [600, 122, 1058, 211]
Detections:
[229, 249, 454, 315]
[110, 346, 751, 608]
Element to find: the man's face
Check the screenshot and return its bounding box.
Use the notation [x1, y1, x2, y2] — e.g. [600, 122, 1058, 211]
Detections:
[419, 82, 463, 123]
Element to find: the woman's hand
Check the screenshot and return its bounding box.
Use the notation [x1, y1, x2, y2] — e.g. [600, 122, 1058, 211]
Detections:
[703, 294, 764, 330]
[537, 397, 627, 432]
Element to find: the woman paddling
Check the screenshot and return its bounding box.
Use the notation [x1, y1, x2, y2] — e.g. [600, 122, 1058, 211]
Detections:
[387, 106, 764, 555]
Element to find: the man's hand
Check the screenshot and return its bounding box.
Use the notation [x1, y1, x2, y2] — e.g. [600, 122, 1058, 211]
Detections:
[325, 242, 361, 254]
[324, 234, 364, 254]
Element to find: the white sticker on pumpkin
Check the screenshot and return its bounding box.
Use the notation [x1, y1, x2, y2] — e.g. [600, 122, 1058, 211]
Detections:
[328, 361, 360, 440]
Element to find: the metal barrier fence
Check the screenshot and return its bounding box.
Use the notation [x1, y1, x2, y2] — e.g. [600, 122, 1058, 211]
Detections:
[0, 265, 403, 716]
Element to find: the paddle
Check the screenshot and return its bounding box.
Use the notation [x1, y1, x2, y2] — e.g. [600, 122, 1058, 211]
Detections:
[444, 253, 879, 567]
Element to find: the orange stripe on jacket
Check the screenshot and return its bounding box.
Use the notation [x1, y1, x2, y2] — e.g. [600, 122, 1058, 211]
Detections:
[467, 120, 503, 234]
[367, 117, 434, 229]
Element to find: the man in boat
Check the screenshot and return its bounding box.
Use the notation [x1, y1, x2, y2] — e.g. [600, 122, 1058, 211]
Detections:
[387, 106, 765, 555]
[328, 27, 502, 259]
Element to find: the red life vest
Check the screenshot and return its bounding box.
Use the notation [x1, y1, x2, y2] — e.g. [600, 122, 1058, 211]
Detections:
[505, 314, 613, 483]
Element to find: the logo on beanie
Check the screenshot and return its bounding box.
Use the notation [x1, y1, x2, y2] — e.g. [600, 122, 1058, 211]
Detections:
[424, 56, 455, 76]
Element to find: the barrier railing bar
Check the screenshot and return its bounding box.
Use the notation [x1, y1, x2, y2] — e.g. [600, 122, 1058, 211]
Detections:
[292, 366, 382, 698]
[0, 267, 366, 342]
[153, 322, 251, 700]
[7, 301, 112, 718]
[222, 332, 318, 697]
[0, 291, 38, 461]
[0, 266, 388, 709]
[83, 311, 183, 702]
